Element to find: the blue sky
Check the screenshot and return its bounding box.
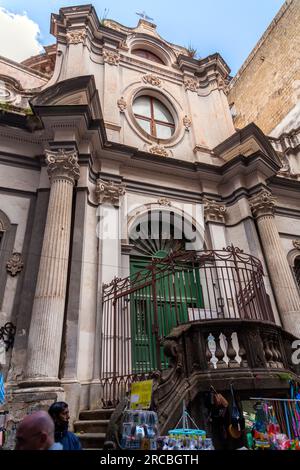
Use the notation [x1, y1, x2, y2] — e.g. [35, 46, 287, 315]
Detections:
[0, 0, 285, 75]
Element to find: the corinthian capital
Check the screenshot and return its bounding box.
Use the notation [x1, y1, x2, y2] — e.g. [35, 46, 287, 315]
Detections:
[45, 149, 80, 184]
[96, 179, 125, 207]
[204, 198, 226, 223]
[249, 189, 276, 219]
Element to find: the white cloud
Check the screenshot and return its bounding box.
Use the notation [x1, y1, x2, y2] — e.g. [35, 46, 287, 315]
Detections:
[0, 8, 43, 62]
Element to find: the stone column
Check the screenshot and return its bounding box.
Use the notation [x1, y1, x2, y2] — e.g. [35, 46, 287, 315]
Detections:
[25, 149, 80, 383]
[250, 189, 300, 337]
[204, 199, 231, 318]
[94, 179, 125, 383]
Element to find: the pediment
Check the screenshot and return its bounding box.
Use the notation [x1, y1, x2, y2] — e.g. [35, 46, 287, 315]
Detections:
[30, 75, 95, 107]
[214, 123, 281, 166]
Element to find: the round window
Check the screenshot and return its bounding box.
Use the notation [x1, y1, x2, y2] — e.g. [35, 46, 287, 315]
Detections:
[132, 96, 175, 140]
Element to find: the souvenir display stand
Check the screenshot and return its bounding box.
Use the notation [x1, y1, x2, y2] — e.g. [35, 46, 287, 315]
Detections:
[250, 397, 300, 450]
[160, 401, 214, 450]
[120, 380, 159, 450]
[120, 410, 159, 450]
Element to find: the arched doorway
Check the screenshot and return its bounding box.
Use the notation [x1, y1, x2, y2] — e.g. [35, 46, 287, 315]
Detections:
[129, 209, 204, 371]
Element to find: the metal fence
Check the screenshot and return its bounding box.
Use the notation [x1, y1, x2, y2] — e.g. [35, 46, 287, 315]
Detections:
[100, 246, 274, 406]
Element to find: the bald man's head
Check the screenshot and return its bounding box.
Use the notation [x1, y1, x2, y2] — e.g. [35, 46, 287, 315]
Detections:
[15, 411, 55, 450]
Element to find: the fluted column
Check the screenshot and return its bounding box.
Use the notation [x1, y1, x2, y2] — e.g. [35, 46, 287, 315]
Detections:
[250, 189, 300, 337]
[25, 149, 80, 383]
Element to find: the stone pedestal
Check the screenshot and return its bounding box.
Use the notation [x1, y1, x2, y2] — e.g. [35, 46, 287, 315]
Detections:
[250, 189, 300, 337]
[23, 149, 80, 385]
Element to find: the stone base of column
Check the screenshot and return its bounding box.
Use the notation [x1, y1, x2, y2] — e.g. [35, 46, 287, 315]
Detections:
[18, 377, 61, 388]
[282, 310, 300, 339]
[89, 379, 103, 410]
[2, 384, 65, 449]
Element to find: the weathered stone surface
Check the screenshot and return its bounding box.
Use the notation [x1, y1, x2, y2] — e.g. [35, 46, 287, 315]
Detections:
[228, 1, 300, 134]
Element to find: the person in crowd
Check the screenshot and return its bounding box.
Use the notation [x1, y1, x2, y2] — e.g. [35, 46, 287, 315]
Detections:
[48, 401, 82, 450]
[15, 410, 63, 450]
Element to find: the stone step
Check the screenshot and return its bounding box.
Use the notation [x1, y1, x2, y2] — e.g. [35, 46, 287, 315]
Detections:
[74, 419, 110, 434]
[79, 409, 115, 421]
[78, 432, 106, 449]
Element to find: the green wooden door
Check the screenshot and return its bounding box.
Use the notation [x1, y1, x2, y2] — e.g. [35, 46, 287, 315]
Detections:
[130, 253, 203, 372]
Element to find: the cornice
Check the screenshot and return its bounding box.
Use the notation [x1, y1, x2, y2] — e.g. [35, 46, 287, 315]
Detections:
[0, 55, 49, 82]
[214, 123, 280, 164]
[0, 152, 41, 170]
[268, 175, 300, 192]
[51, 5, 126, 49]
[116, 55, 183, 83]
[0, 111, 42, 133]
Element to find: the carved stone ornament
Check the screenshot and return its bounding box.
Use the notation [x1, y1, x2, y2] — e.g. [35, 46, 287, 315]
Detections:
[142, 74, 161, 87]
[183, 77, 199, 92]
[157, 197, 171, 206]
[149, 145, 168, 157]
[0, 85, 13, 102]
[207, 333, 218, 369]
[120, 40, 129, 51]
[104, 20, 122, 32]
[293, 240, 300, 250]
[95, 179, 125, 207]
[216, 74, 230, 95]
[45, 149, 80, 185]
[249, 189, 276, 219]
[6, 252, 24, 276]
[183, 115, 192, 131]
[103, 49, 120, 65]
[117, 96, 127, 112]
[203, 198, 226, 223]
[66, 29, 87, 44]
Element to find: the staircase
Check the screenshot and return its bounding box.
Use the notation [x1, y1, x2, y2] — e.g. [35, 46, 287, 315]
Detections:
[74, 409, 115, 450]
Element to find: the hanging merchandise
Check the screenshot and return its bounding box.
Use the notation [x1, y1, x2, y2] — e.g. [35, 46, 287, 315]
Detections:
[228, 384, 244, 439]
[250, 397, 300, 450]
[0, 411, 8, 448]
[0, 372, 5, 405]
[161, 400, 214, 450]
[120, 409, 159, 450]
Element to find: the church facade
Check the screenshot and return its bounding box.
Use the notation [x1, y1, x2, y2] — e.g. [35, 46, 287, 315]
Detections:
[0, 2, 300, 433]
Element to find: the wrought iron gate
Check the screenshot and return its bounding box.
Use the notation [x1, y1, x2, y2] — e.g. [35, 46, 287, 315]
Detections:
[100, 247, 274, 406]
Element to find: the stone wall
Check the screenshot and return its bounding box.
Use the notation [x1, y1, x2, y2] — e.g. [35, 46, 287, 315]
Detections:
[0, 56, 48, 90]
[228, 0, 300, 135]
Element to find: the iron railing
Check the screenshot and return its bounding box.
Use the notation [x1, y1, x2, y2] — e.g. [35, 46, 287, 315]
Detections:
[100, 246, 274, 406]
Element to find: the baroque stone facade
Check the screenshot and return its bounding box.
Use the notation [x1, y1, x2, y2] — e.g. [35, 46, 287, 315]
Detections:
[0, 2, 299, 447]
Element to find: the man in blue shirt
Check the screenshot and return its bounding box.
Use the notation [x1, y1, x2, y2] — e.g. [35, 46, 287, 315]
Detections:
[48, 401, 82, 450]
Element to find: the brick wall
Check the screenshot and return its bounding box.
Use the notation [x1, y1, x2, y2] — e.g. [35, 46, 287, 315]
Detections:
[228, 0, 300, 135]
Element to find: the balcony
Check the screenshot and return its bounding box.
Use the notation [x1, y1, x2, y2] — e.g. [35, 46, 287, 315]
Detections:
[99, 247, 298, 410]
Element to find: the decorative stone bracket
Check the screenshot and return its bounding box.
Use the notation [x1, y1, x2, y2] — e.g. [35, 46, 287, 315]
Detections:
[183, 77, 199, 92]
[293, 240, 300, 250]
[203, 198, 226, 223]
[149, 145, 168, 157]
[117, 96, 127, 112]
[45, 148, 80, 184]
[95, 179, 125, 207]
[249, 189, 276, 218]
[103, 49, 120, 65]
[183, 115, 192, 131]
[66, 29, 87, 44]
[142, 74, 162, 87]
[6, 252, 24, 276]
[157, 197, 171, 206]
